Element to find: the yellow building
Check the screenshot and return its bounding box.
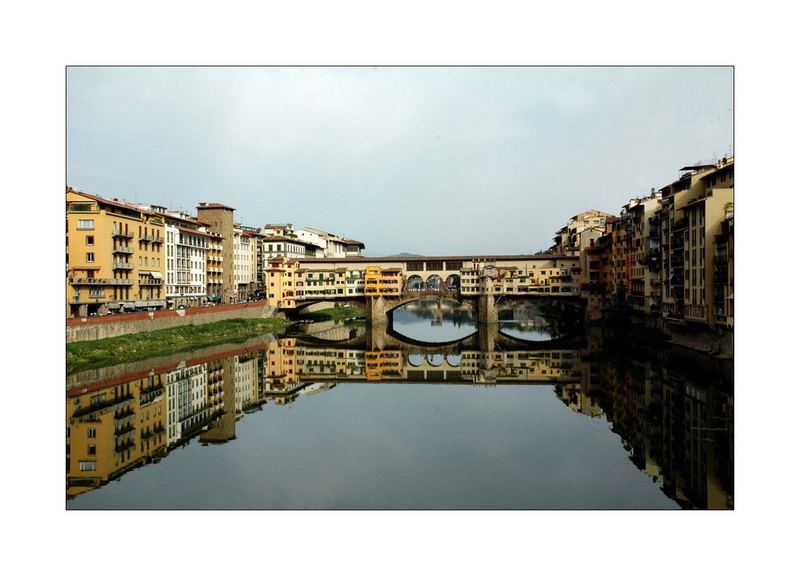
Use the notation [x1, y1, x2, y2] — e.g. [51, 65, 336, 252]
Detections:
[66, 188, 166, 317]
[266, 256, 299, 308]
[679, 159, 734, 324]
[364, 266, 404, 296]
[67, 372, 168, 498]
[296, 267, 348, 299]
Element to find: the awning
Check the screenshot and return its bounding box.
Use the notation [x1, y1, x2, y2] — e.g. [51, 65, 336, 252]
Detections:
[144, 271, 163, 279]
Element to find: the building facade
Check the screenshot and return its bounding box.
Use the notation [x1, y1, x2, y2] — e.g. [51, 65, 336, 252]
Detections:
[66, 188, 166, 317]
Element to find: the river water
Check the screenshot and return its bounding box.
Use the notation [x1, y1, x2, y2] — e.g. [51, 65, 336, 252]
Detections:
[66, 299, 733, 509]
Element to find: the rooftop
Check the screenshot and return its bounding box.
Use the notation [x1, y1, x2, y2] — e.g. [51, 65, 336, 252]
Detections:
[197, 202, 235, 211]
[294, 254, 579, 264]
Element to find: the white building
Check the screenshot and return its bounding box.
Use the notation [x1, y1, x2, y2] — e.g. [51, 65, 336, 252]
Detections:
[233, 226, 260, 300]
[296, 226, 365, 258]
[141, 207, 210, 308]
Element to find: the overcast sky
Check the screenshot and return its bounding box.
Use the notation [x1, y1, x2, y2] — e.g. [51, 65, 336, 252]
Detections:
[67, 67, 732, 256]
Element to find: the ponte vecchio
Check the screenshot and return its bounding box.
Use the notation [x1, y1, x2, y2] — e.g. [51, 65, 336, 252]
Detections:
[266, 254, 582, 324]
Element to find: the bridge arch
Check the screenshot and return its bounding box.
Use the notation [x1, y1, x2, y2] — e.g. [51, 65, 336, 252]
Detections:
[426, 274, 443, 291]
[408, 353, 425, 367]
[446, 354, 461, 367]
[446, 274, 460, 292]
[406, 275, 424, 291]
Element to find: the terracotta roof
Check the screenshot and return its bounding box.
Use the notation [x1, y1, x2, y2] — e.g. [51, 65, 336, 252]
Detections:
[68, 190, 157, 216]
[197, 202, 235, 211]
[177, 226, 214, 237]
[341, 239, 366, 248]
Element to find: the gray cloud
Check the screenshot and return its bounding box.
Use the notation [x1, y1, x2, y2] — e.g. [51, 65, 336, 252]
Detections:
[67, 67, 733, 255]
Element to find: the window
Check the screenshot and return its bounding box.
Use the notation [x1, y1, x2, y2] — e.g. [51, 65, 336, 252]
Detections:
[79, 461, 97, 471]
[86, 235, 94, 246]
[88, 428, 96, 438]
[77, 219, 95, 230]
[86, 252, 95, 263]
[88, 445, 96, 456]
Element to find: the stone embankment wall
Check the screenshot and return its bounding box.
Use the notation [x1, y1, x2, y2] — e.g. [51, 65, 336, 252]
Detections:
[67, 301, 280, 344]
[661, 320, 733, 358]
[630, 314, 733, 358]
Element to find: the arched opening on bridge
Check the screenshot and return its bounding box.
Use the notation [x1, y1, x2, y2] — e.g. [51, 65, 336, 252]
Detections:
[426, 274, 443, 291]
[426, 354, 444, 367]
[445, 274, 460, 293]
[408, 354, 425, 367]
[446, 354, 461, 367]
[406, 275, 424, 292]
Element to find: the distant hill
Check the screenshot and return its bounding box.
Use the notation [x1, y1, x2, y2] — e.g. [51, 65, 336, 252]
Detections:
[384, 252, 424, 258]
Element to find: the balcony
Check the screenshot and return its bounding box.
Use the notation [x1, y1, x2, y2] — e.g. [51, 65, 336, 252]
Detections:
[69, 277, 134, 286]
[71, 393, 134, 422]
[112, 229, 134, 239]
[114, 439, 136, 454]
[151, 236, 163, 244]
[139, 277, 163, 286]
[112, 261, 133, 270]
[673, 218, 688, 230]
[112, 246, 134, 255]
[714, 255, 728, 265]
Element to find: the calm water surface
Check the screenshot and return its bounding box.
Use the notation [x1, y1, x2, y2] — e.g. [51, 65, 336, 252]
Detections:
[67, 300, 733, 509]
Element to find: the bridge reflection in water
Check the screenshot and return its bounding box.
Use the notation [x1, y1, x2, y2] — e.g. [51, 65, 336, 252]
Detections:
[66, 320, 733, 509]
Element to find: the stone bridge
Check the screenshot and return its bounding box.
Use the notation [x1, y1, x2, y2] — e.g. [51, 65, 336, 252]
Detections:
[269, 253, 584, 324]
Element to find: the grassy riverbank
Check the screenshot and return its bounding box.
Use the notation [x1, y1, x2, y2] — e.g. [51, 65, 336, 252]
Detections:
[66, 317, 292, 374]
[301, 305, 364, 322]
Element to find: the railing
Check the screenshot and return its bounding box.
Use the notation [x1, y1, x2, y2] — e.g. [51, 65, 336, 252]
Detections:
[112, 261, 133, 270]
[71, 394, 134, 420]
[114, 439, 136, 454]
[139, 278, 163, 286]
[112, 246, 134, 254]
[673, 218, 688, 230]
[112, 229, 134, 238]
[69, 277, 134, 286]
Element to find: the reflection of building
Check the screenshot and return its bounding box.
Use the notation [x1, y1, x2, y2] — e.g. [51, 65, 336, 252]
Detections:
[67, 328, 732, 509]
[67, 371, 168, 498]
[234, 353, 261, 416]
[199, 358, 234, 443]
[556, 382, 604, 418]
[167, 363, 210, 446]
[264, 338, 302, 402]
[574, 356, 733, 509]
